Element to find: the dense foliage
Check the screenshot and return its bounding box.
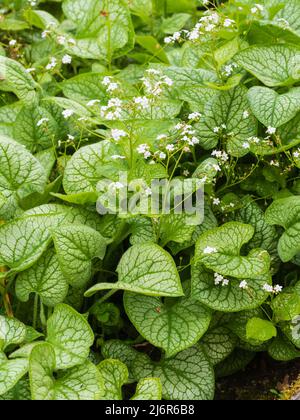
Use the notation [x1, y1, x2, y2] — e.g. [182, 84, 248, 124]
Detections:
[0, 0, 300, 401]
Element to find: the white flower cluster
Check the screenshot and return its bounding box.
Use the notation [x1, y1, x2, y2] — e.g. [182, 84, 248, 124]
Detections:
[102, 76, 120, 93]
[100, 98, 123, 120]
[165, 12, 236, 44]
[141, 69, 173, 97]
[111, 129, 127, 142]
[211, 149, 229, 163]
[36, 117, 49, 127]
[293, 148, 300, 159]
[45, 54, 72, 70]
[222, 63, 238, 77]
[263, 284, 282, 294]
[137, 144, 151, 159]
[174, 122, 200, 147]
[214, 273, 229, 286]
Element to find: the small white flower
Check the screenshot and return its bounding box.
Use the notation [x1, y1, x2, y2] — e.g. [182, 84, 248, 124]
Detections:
[9, 39, 17, 46]
[222, 279, 229, 286]
[293, 150, 300, 158]
[263, 284, 273, 293]
[62, 109, 74, 119]
[163, 76, 173, 86]
[223, 18, 235, 27]
[62, 54, 72, 64]
[188, 112, 202, 120]
[137, 144, 150, 155]
[158, 152, 167, 160]
[102, 76, 112, 86]
[270, 160, 280, 167]
[243, 110, 249, 119]
[36, 117, 49, 127]
[45, 57, 57, 70]
[213, 127, 220, 133]
[273, 285, 283, 294]
[134, 96, 150, 108]
[107, 82, 119, 92]
[87, 99, 100, 107]
[183, 170, 190, 177]
[67, 134, 75, 142]
[57, 36, 66, 45]
[266, 126, 276, 135]
[212, 164, 221, 172]
[111, 129, 127, 141]
[166, 144, 175, 152]
[242, 142, 250, 149]
[41, 30, 51, 39]
[239, 280, 248, 290]
[213, 198, 220, 205]
[164, 36, 173, 44]
[204, 246, 218, 254]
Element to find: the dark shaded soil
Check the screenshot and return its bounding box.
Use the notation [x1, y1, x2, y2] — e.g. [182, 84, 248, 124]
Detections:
[216, 354, 300, 400]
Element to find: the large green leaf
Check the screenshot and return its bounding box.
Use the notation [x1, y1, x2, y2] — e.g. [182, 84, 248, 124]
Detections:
[13, 105, 58, 152]
[248, 86, 300, 128]
[46, 304, 94, 369]
[62, 0, 134, 60]
[201, 326, 237, 366]
[0, 204, 100, 272]
[246, 318, 277, 342]
[265, 196, 300, 262]
[132, 346, 215, 400]
[195, 222, 271, 278]
[63, 141, 121, 194]
[15, 249, 69, 307]
[0, 316, 26, 351]
[0, 135, 47, 202]
[29, 343, 103, 400]
[124, 292, 211, 357]
[235, 44, 300, 87]
[0, 56, 37, 100]
[0, 354, 28, 396]
[191, 263, 270, 312]
[194, 86, 257, 156]
[61, 73, 108, 102]
[85, 243, 183, 297]
[97, 359, 128, 400]
[52, 225, 107, 288]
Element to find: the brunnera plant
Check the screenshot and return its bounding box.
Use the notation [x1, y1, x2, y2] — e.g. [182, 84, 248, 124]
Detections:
[0, 0, 300, 401]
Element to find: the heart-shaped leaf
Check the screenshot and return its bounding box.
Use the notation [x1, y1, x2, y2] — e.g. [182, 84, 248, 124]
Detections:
[0, 354, 28, 396]
[15, 249, 69, 307]
[124, 292, 211, 357]
[201, 326, 237, 366]
[97, 359, 128, 400]
[46, 304, 94, 369]
[52, 225, 107, 288]
[29, 343, 103, 400]
[195, 222, 271, 278]
[248, 86, 300, 128]
[265, 196, 300, 262]
[85, 243, 184, 297]
[235, 44, 300, 87]
[191, 263, 270, 312]
[131, 378, 162, 400]
[0, 316, 26, 351]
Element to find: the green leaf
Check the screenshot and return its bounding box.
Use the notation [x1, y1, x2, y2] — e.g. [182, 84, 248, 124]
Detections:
[97, 359, 128, 400]
[215, 349, 255, 378]
[0, 135, 47, 202]
[62, 0, 134, 60]
[61, 73, 108, 102]
[195, 222, 271, 279]
[271, 292, 300, 321]
[0, 204, 100, 271]
[52, 225, 107, 288]
[246, 318, 277, 342]
[160, 13, 190, 34]
[0, 378, 30, 400]
[132, 346, 215, 400]
[63, 141, 121, 194]
[15, 249, 69, 307]
[201, 326, 237, 366]
[191, 263, 270, 312]
[0, 316, 26, 351]
[85, 243, 183, 297]
[248, 86, 300, 128]
[265, 196, 300, 262]
[46, 304, 94, 369]
[128, 217, 156, 245]
[124, 292, 211, 357]
[0, 56, 37, 100]
[136, 36, 169, 63]
[159, 214, 196, 246]
[235, 44, 300, 87]
[23, 9, 59, 30]
[194, 86, 257, 156]
[268, 333, 300, 361]
[131, 378, 162, 400]
[29, 343, 103, 400]
[0, 354, 28, 396]
[13, 104, 58, 152]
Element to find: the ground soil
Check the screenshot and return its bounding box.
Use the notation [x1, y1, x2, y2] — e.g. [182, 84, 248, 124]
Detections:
[216, 354, 300, 400]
